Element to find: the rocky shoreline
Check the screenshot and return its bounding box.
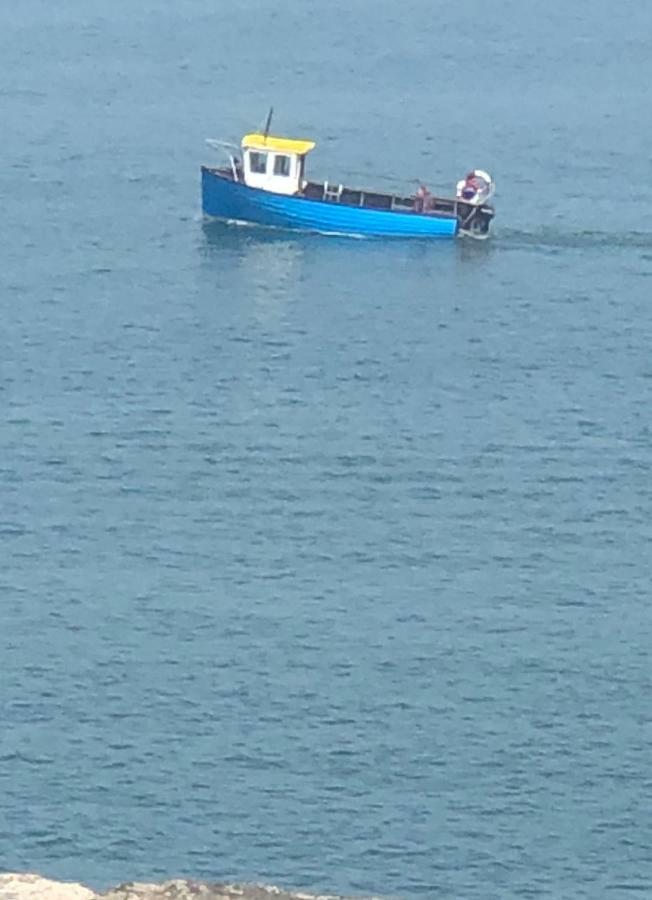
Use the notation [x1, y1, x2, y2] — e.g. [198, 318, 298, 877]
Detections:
[0, 874, 381, 900]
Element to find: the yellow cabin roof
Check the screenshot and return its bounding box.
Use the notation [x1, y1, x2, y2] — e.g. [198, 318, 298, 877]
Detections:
[242, 133, 316, 155]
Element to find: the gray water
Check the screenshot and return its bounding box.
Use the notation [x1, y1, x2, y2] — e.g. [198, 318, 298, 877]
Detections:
[2, 1, 652, 897]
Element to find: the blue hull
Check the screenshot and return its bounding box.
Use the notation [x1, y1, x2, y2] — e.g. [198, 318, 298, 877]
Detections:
[201, 167, 459, 239]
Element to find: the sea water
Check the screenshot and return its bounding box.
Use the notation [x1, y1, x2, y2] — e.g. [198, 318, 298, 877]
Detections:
[1, 1, 651, 897]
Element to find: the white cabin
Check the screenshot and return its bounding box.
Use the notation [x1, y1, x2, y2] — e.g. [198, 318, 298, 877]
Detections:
[241, 133, 316, 195]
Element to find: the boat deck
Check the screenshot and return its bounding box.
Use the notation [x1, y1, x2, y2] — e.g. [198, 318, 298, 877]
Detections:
[301, 181, 461, 216]
[212, 166, 471, 221]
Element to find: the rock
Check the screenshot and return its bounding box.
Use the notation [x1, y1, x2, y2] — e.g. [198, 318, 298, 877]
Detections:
[0, 873, 95, 900]
[95, 881, 370, 900]
[95, 882, 252, 900]
[0, 876, 380, 900]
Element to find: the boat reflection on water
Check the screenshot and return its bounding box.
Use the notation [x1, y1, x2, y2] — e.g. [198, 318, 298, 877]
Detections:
[199, 213, 494, 307]
[199, 219, 309, 320]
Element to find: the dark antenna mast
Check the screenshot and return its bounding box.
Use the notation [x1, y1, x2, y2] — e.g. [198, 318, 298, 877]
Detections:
[263, 106, 274, 143]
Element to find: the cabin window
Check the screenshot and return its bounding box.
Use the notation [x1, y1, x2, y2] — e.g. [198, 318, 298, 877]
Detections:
[249, 151, 268, 174]
[273, 154, 291, 177]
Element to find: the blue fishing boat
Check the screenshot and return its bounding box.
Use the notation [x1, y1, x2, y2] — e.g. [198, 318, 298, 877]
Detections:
[201, 115, 495, 240]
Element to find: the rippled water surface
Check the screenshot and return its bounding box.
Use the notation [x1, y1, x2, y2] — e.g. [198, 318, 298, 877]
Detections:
[2, 1, 652, 897]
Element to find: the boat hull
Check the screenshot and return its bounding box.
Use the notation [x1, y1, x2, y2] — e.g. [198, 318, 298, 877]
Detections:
[201, 167, 459, 239]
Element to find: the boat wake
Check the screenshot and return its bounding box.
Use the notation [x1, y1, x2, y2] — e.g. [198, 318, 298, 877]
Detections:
[495, 225, 652, 252]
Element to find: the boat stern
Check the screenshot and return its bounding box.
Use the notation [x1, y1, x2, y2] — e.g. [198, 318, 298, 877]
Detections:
[457, 202, 495, 239]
